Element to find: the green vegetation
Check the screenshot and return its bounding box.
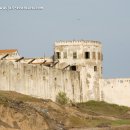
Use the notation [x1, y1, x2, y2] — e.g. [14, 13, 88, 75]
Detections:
[77, 100, 129, 117]
[68, 115, 111, 127]
[68, 114, 130, 127]
[56, 92, 69, 105]
[111, 119, 130, 126]
[0, 91, 130, 128]
[73, 101, 130, 127]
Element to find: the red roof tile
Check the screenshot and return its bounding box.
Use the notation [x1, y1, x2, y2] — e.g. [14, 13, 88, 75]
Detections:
[0, 49, 17, 54]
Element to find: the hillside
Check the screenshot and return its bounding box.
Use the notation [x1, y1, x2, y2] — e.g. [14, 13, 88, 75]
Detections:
[0, 91, 130, 130]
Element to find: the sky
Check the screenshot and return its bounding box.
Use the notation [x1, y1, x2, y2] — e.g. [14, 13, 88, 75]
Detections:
[0, 0, 130, 78]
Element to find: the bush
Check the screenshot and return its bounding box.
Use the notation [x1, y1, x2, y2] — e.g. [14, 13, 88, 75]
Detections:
[56, 92, 69, 105]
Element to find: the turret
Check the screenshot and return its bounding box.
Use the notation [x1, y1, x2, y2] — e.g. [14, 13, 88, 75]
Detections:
[54, 40, 103, 101]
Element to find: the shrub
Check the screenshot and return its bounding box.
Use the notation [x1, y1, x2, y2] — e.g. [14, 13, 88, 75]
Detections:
[56, 92, 69, 105]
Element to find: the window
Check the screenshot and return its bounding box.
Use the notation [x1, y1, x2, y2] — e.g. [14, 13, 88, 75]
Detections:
[63, 52, 67, 59]
[85, 52, 90, 59]
[73, 52, 77, 59]
[56, 52, 61, 59]
[92, 52, 96, 59]
[120, 80, 123, 83]
[94, 66, 97, 71]
[70, 66, 76, 71]
[98, 52, 100, 60]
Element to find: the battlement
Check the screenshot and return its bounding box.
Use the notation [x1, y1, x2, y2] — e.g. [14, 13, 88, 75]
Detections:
[55, 40, 101, 47]
[100, 78, 130, 86]
[100, 78, 130, 107]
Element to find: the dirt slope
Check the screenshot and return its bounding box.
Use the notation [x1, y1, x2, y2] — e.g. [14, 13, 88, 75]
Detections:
[0, 91, 130, 130]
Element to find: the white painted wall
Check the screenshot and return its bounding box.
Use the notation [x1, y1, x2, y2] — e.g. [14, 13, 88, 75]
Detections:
[0, 60, 84, 102]
[0, 60, 130, 107]
[100, 78, 130, 107]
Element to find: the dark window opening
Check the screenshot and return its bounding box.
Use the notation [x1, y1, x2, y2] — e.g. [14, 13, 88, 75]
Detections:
[85, 52, 90, 59]
[73, 52, 77, 59]
[98, 52, 100, 60]
[56, 52, 61, 59]
[70, 66, 76, 71]
[94, 66, 97, 71]
[45, 64, 51, 67]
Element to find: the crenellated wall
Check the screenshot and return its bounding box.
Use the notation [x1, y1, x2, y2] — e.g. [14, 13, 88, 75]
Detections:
[99, 78, 130, 107]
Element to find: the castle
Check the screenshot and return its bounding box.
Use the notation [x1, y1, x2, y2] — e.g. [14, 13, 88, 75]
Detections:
[0, 40, 130, 107]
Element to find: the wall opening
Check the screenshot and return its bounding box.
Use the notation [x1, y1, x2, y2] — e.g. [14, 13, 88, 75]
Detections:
[98, 52, 100, 60]
[56, 52, 61, 59]
[85, 52, 90, 59]
[94, 66, 97, 72]
[73, 52, 77, 59]
[70, 66, 76, 71]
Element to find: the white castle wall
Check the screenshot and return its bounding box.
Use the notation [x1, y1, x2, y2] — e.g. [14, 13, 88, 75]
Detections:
[1, 40, 130, 107]
[80, 66, 101, 101]
[0, 60, 86, 102]
[0, 59, 102, 103]
[100, 78, 130, 107]
[0, 60, 130, 106]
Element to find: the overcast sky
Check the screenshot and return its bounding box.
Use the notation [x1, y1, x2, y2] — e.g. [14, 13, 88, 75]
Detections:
[0, 0, 130, 78]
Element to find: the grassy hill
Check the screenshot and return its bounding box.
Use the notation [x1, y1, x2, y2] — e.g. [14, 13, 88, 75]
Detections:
[0, 91, 130, 130]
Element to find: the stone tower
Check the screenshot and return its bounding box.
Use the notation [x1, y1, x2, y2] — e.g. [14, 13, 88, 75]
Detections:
[54, 40, 103, 101]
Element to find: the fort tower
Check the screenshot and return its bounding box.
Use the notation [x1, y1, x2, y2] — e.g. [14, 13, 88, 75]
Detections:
[54, 40, 103, 101]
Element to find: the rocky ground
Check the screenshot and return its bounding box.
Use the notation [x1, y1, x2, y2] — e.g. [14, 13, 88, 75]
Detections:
[0, 91, 130, 130]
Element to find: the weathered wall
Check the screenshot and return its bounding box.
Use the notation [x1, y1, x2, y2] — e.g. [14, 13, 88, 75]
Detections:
[54, 40, 103, 101]
[0, 60, 84, 102]
[100, 78, 130, 107]
[0, 40, 103, 103]
[1, 60, 130, 106]
[54, 40, 102, 75]
[80, 66, 101, 101]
